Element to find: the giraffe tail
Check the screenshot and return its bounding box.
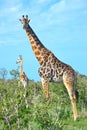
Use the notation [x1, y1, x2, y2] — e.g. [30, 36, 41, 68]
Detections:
[75, 90, 79, 103]
[74, 72, 79, 103]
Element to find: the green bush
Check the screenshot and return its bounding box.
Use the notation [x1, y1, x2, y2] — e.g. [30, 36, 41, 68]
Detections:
[0, 74, 87, 130]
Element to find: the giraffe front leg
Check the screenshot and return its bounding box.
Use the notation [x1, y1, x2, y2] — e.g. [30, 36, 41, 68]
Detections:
[41, 78, 49, 100]
[18, 77, 21, 87]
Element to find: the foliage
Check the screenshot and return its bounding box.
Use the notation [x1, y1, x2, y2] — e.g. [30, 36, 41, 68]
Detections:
[0, 74, 87, 130]
[0, 68, 8, 80]
[9, 69, 19, 79]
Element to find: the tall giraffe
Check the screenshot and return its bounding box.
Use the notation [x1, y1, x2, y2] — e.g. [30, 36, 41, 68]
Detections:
[19, 15, 78, 121]
[16, 55, 28, 88]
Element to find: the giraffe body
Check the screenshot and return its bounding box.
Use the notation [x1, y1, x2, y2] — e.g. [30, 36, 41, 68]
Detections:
[19, 15, 78, 121]
[20, 72, 28, 87]
[38, 52, 75, 83]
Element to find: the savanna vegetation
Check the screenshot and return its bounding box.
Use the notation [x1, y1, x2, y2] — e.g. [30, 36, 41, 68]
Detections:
[0, 68, 87, 130]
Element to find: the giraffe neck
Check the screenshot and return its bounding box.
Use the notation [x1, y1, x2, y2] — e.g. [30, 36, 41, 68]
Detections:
[20, 62, 23, 76]
[24, 25, 50, 65]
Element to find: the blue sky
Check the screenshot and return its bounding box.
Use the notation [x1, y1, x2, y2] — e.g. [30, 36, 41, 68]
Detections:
[0, 0, 87, 81]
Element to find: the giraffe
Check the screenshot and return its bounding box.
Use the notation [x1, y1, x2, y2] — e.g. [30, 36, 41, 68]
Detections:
[19, 15, 78, 121]
[16, 55, 28, 88]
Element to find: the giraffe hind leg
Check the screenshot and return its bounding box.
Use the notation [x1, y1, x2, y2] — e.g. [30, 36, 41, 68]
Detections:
[63, 80, 78, 121]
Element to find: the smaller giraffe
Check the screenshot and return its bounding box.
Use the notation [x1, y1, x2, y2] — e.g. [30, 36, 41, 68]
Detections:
[16, 55, 28, 88]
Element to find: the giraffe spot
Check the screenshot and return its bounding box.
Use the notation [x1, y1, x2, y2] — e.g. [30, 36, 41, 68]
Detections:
[40, 61, 44, 65]
[43, 55, 48, 60]
[35, 51, 40, 55]
[29, 35, 32, 39]
[37, 56, 42, 61]
[58, 63, 62, 67]
[32, 45, 37, 50]
[38, 46, 42, 50]
[31, 41, 34, 44]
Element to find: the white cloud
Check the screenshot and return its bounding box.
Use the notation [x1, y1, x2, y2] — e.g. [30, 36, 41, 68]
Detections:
[9, 4, 22, 12]
[48, 0, 86, 16]
[50, 0, 65, 13]
[38, 0, 87, 26]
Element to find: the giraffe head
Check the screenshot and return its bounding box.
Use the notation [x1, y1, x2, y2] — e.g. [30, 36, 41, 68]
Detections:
[16, 55, 23, 64]
[19, 15, 31, 30]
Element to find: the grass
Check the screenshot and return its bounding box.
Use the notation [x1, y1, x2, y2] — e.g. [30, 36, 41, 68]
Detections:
[63, 117, 87, 130]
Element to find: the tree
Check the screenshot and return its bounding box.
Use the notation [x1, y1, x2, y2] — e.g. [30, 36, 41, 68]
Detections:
[0, 68, 8, 80]
[10, 69, 19, 79]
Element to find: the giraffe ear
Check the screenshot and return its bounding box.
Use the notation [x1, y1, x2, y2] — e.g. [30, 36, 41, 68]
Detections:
[26, 15, 31, 23]
[19, 55, 22, 58]
[28, 19, 31, 23]
[19, 19, 22, 23]
[26, 15, 28, 18]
